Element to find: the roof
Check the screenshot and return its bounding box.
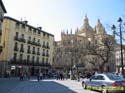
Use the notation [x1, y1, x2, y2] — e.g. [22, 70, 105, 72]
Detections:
[0, 0, 7, 13]
[4, 16, 54, 37]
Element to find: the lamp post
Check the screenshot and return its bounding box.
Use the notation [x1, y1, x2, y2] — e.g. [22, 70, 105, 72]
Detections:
[112, 17, 124, 76]
[70, 40, 74, 80]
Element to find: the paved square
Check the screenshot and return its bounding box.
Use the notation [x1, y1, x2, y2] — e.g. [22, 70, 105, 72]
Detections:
[0, 78, 98, 93]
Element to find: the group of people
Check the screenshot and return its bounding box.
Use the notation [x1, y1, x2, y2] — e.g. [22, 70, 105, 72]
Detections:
[19, 71, 43, 81]
[56, 72, 69, 80]
[19, 71, 30, 81]
[37, 72, 43, 82]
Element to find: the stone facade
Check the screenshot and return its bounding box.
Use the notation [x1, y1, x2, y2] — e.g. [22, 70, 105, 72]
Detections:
[115, 46, 125, 73]
[54, 15, 116, 73]
[0, 16, 54, 76]
[0, 0, 6, 51]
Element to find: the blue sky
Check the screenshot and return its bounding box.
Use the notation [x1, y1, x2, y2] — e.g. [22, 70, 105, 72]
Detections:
[3, 0, 125, 41]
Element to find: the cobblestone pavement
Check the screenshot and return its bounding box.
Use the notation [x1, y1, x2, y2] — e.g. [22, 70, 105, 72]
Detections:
[0, 77, 98, 93]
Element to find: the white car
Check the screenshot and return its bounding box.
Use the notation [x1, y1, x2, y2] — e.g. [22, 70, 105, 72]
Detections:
[82, 73, 125, 93]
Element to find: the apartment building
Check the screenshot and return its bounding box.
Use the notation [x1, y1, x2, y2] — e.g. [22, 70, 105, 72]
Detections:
[115, 46, 125, 73]
[0, 16, 54, 76]
[0, 0, 7, 51]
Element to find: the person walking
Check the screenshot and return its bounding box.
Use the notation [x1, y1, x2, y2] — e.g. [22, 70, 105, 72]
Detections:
[40, 72, 43, 80]
[20, 71, 24, 81]
[37, 72, 40, 82]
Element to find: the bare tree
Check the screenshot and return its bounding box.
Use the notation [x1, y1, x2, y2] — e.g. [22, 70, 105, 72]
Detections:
[88, 36, 115, 72]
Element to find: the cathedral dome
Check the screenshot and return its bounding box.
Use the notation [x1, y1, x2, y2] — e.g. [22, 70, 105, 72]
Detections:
[95, 19, 106, 35]
[77, 15, 95, 37]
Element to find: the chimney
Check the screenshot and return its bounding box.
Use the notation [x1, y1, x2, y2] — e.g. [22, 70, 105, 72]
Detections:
[37, 27, 42, 30]
[23, 20, 28, 24]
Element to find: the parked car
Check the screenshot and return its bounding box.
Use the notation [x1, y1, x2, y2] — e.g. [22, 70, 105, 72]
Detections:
[82, 73, 125, 93]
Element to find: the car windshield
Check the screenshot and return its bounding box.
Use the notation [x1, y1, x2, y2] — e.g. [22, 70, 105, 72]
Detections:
[106, 73, 124, 81]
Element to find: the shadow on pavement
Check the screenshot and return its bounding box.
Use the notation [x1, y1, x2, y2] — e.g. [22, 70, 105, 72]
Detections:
[0, 78, 77, 93]
[27, 80, 77, 93]
[0, 78, 21, 93]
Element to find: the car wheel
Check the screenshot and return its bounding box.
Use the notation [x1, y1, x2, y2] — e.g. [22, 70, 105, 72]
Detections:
[82, 82, 87, 89]
[102, 87, 108, 93]
[102, 89, 108, 93]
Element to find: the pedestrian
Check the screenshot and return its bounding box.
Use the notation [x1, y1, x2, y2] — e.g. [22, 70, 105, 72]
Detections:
[20, 71, 24, 81]
[37, 72, 40, 82]
[40, 72, 43, 80]
[27, 72, 31, 80]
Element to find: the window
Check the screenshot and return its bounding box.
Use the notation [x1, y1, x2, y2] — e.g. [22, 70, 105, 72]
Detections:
[15, 22, 20, 29]
[43, 41, 45, 46]
[27, 55, 30, 62]
[37, 57, 39, 63]
[46, 58, 48, 63]
[37, 48, 39, 52]
[46, 50, 49, 56]
[43, 33, 46, 36]
[32, 47, 35, 54]
[42, 58, 44, 63]
[21, 44, 24, 49]
[47, 50, 48, 54]
[33, 38, 35, 42]
[15, 42, 18, 47]
[13, 53, 17, 60]
[27, 46, 30, 53]
[14, 42, 18, 51]
[90, 75, 97, 80]
[28, 46, 30, 50]
[19, 54, 23, 61]
[47, 34, 49, 38]
[16, 32, 19, 37]
[33, 29, 36, 33]
[20, 44, 24, 52]
[96, 75, 105, 80]
[28, 27, 32, 31]
[43, 49, 45, 53]
[22, 24, 25, 29]
[38, 39, 40, 43]
[32, 56, 35, 62]
[21, 34, 24, 39]
[28, 36, 31, 41]
[47, 42, 49, 46]
[106, 73, 123, 80]
[33, 47, 35, 51]
[38, 30, 40, 34]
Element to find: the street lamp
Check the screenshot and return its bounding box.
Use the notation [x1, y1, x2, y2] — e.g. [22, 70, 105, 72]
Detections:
[118, 17, 124, 76]
[112, 17, 124, 76]
[70, 40, 74, 79]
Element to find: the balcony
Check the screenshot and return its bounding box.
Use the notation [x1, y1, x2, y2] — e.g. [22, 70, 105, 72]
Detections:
[42, 45, 50, 49]
[14, 47, 18, 51]
[27, 41, 41, 47]
[32, 51, 35, 54]
[46, 54, 49, 57]
[42, 53, 45, 56]
[14, 37, 26, 43]
[37, 52, 40, 55]
[9, 59, 50, 67]
[27, 50, 31, 54]
[20, 48, 24, 52]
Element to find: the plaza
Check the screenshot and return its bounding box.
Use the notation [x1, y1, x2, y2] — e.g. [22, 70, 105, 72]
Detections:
[0, 77, 98, 93]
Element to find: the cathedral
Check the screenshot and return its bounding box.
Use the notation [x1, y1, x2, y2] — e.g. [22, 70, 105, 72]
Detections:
[54, 15, 116, 73]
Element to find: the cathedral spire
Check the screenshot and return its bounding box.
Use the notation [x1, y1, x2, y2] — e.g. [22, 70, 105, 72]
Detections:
[97, 19, 100, 24]
[66, 29, 68, 34]
[70, 29, 72, 34]
[96, 18, 102, 27]
[84, 14, 89, 26]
